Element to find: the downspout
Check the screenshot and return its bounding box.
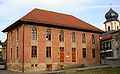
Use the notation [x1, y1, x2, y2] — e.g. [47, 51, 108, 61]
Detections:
[22, 22, 25, 72]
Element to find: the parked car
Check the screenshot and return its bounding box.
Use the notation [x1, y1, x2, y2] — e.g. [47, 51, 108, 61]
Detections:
[0, 58, 5, 69]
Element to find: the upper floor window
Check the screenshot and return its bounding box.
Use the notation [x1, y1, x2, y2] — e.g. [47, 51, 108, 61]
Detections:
[82, 33, 86, 43]
[10, 31, 12, 43]
[92, 34, 95, 44]
[46, 29, 51, 41]
[59, 30, 64, 42]
[108, 26, 110, 31]
[32, 27, 37, 40]
[71, 32, 75, 43]
[16, 28, 19, 41]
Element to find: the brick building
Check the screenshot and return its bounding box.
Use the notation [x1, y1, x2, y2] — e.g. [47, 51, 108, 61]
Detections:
[2, 8, 103, 72]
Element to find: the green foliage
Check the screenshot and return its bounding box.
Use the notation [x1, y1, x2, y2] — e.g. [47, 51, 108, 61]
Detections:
[64, 67, 120, 74]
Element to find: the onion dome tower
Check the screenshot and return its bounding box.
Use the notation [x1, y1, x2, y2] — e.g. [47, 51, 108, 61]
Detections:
[104, 8, 120, 31]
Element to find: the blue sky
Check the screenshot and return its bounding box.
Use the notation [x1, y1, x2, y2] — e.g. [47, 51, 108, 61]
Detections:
[0, 0, 120, 42]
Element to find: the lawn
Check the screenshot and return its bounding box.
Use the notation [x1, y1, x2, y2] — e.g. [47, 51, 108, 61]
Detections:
[64, 67, 120, 74]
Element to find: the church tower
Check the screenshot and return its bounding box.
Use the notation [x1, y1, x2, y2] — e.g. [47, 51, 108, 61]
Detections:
[104, 8, 120, 31]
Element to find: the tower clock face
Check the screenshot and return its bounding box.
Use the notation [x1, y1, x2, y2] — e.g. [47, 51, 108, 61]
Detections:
[111, 13, 115, 16]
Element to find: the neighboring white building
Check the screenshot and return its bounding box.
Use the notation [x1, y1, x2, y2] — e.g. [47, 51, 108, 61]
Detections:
[100, 8, 120, 65]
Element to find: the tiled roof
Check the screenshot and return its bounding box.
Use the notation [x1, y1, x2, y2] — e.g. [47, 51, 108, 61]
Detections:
[100, 34, 112, 41]
[3, 8, 104, 33]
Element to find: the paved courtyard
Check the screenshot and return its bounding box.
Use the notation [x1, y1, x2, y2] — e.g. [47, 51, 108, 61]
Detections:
[0, 65, 119, 74]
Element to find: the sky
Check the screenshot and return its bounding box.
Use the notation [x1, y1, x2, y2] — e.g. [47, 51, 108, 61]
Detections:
[0, 0, 120, 42]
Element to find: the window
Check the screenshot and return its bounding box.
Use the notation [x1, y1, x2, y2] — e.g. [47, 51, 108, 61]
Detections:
[16, 47, 18, 58]
[92, 49, 95, 58]
[46, 47, 51, 58]
[92, 34, 95, 44]
[32, 27, 37, 40]
[11, 48, 12, 58]
[31, 46, 37, 57]
[82, 48, 86, 58]
[10, 31, 12, 43]
[82, 33, 86, 43]
[59, 30, 64, 42]
[108, 41, 111, 49]
[108, 26, 110, 31]
[16, 28, 19, 41]
[71, 32, 75, 43]
[46, 29, 51, 41]
[117, 26, 119, 30]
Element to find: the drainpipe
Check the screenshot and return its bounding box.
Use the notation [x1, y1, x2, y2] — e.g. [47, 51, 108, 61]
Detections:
[22, 22, 25, 72]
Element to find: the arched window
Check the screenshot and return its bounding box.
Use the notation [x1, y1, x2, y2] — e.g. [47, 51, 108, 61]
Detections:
[82, 33, 86, 43]
[59, 30, 64, 42]
[71, 32, 75, 43]
[32, 27, 37, 40]
[92, 34, 95, 44]
[46, 29, 51, 41]
[108, 26, 110, 31]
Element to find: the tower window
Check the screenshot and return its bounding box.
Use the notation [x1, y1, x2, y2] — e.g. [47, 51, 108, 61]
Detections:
[108, 26, 110, 31]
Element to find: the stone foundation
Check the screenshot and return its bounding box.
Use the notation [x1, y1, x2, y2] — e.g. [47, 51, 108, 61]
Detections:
[7, 61, 99, 72]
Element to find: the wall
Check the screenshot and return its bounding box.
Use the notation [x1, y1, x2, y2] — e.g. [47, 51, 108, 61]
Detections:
[7, 24, 100, 72]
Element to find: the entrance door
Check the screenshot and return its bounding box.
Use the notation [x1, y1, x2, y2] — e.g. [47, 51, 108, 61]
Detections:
[60, 47, 64, 62]
[72, 48, 76, 62]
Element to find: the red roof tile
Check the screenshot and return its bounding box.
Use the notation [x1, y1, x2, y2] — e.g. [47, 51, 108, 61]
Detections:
[100, 34, 112, 41]
[3, 8, 104, 33]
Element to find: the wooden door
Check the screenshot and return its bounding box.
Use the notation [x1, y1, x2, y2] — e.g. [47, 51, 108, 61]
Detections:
[72, 48, 76, 62]
[60, 48, 64, 62]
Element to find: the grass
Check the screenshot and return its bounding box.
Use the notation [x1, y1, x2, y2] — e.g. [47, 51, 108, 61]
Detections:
[63, 67, 120, 74]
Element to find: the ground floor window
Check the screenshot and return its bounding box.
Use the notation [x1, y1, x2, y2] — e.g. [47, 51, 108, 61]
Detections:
[92, 49, 95, 58]
[82, 48, 86, 58]
[46, 47, 51, 58]
[31, 46, 37, 57]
